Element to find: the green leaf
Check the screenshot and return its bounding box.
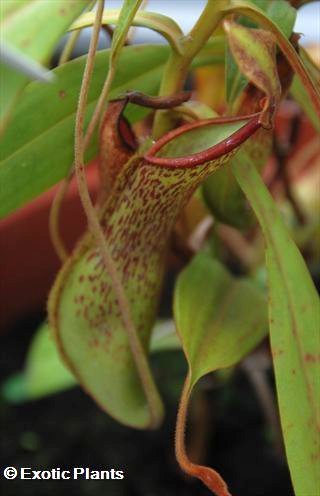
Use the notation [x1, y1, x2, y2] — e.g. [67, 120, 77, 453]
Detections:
[0, 0, 88, 131]
[233, 151, 320, 496]
[12, 322, 75, 401]
[225, 0, 296, 106]
[173, 252, 268, 495]
[0, 42, 223, 220]
[174, 253, 268, 387]
[26, 322, 76, 397]
[71, 9, 183, 53]
[1, 373, 27, 403]
[0, 45, 167, 219]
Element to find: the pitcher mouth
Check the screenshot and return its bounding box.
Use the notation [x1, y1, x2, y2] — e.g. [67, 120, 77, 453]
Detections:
[144, 112, 262, 169]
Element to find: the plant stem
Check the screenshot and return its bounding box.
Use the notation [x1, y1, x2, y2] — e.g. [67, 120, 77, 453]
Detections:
[74, 0, 163, 429]
[153, 0, 228, 138]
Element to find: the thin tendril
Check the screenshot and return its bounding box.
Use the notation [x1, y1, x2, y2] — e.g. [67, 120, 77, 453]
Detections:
[49, 70, 115, 262]
[50, 0, 97, 261]
[73, 0, 163, 429]
[49, 11, 116, 262]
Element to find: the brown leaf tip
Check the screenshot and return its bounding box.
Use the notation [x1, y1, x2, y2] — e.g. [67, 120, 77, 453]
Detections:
[190, 464, 232, 496]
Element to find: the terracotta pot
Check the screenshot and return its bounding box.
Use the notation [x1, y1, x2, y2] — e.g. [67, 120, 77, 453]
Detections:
[0, 162, 99, 333]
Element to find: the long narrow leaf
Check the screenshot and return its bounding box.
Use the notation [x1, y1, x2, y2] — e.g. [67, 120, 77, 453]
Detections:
[233, 151, 320, 496]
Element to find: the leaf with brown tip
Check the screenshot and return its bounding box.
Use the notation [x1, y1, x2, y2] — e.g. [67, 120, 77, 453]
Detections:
[224, 19, 281, 126]
[222, 0, 320, 117]
[174, 253, 268, 495]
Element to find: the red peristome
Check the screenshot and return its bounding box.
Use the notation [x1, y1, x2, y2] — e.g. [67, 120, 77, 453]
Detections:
[99, 100, 136, 197]
[144, 113, 261, 168]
